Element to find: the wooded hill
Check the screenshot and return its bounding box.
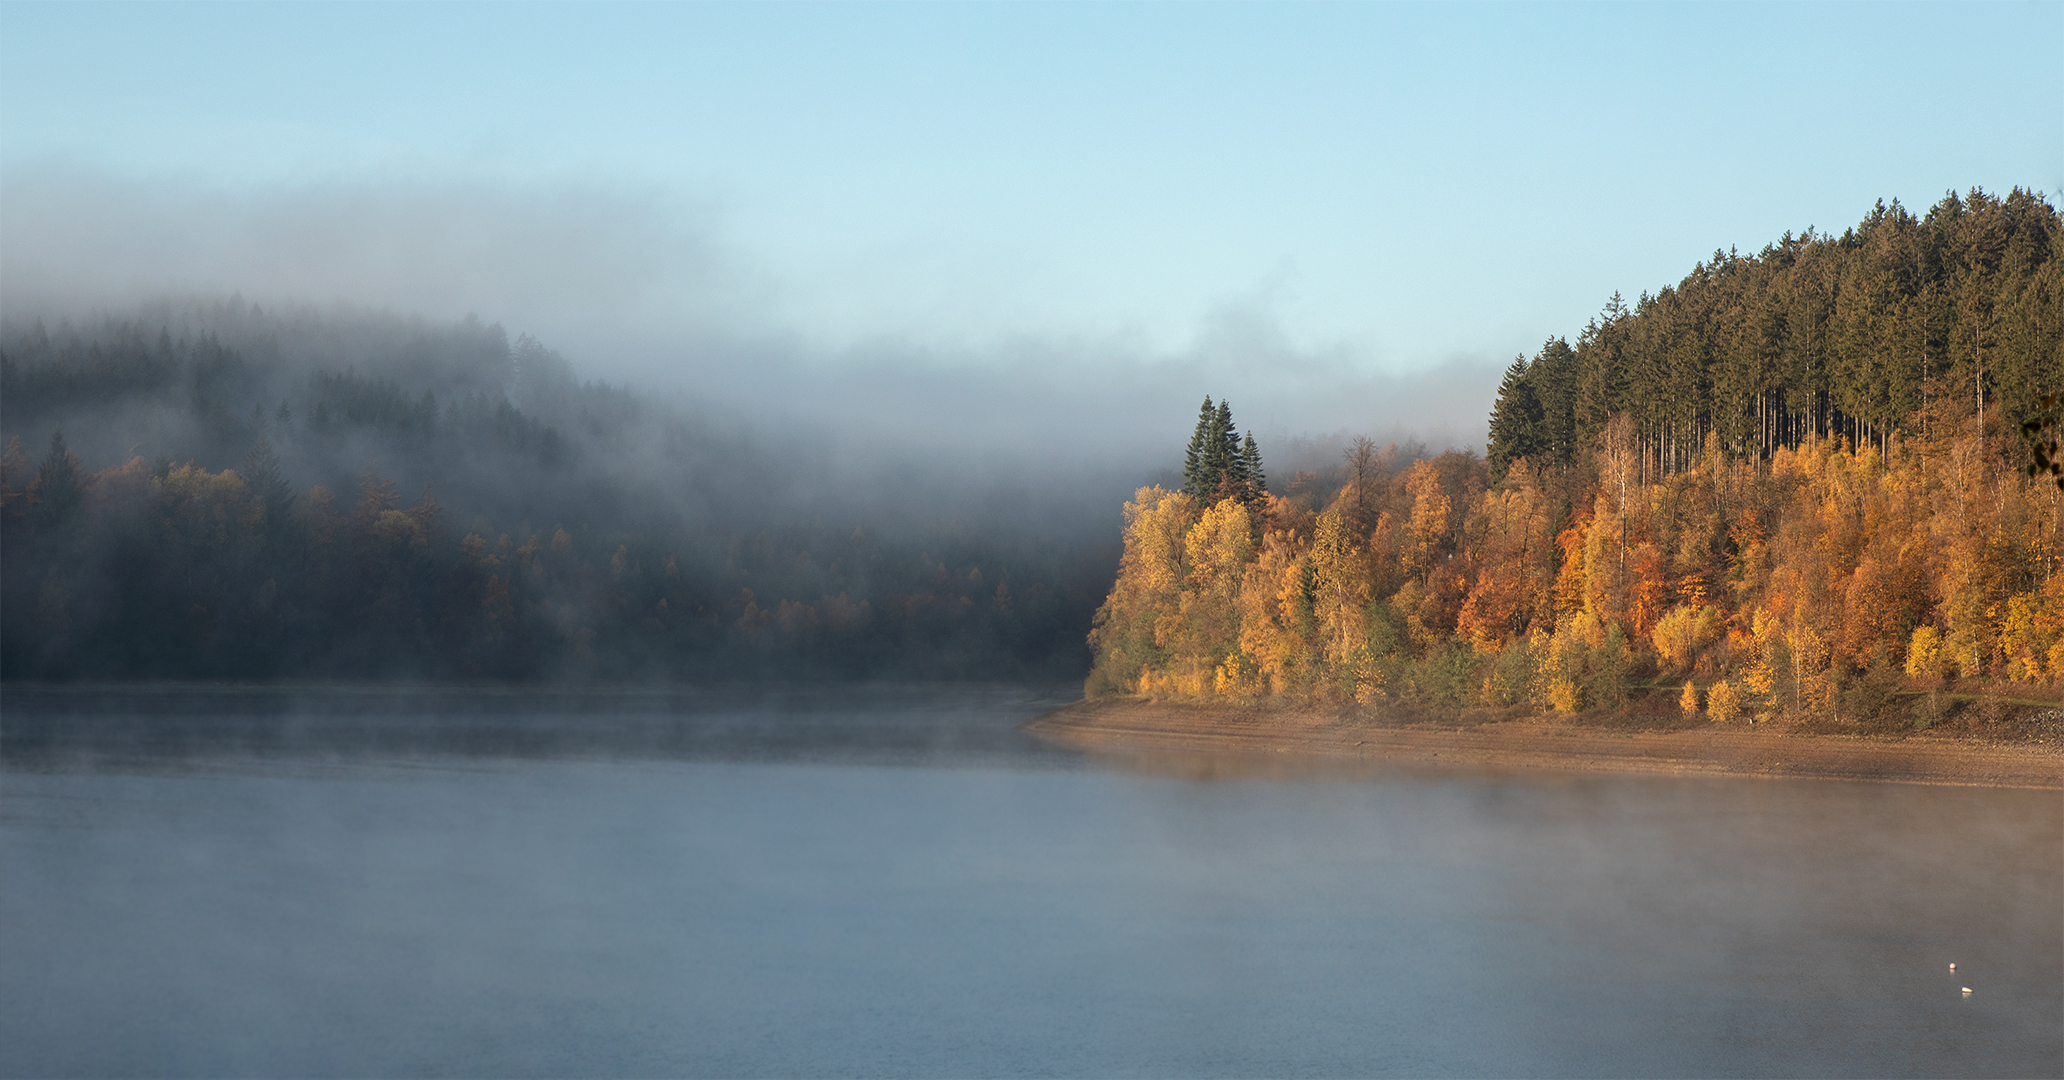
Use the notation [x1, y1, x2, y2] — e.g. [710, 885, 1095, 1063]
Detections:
[0, 303, 1115, 682]
[1092, 189, 2064, 726]
[1488, 187, 2059, 479]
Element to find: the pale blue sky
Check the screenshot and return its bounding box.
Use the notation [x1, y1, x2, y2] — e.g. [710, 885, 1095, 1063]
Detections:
[1, 2, 2059, 448]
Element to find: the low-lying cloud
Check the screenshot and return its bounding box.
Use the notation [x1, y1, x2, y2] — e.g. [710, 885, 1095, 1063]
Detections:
[0, 163, 1501, 463]
[0, 163, 748, 330]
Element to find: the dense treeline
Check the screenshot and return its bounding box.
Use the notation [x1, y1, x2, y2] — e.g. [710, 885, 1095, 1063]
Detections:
[1093, 190, 2064, 723]
[1487, 187, 2061, 480]
[1, 303, 1114, 681]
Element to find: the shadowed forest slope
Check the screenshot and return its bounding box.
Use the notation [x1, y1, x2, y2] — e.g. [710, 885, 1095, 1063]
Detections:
[1, 302, 1118, 681]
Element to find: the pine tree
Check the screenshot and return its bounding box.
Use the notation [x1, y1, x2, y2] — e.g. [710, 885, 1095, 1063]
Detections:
[1526, 338, 1580, 463]
[1487, 355, 1543, 481]
[1573, 321, 1627, 446]
[1182, 397, 1215, 497]
[1218, 405, 1247, 502]
[1239, 432, 1266, 506]
[1200, 401, 1235, 498]
[1181, 398, 1261, 506]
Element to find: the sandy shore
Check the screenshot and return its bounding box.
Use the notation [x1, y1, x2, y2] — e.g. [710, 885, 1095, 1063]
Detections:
[1026, 699, 2064, 788]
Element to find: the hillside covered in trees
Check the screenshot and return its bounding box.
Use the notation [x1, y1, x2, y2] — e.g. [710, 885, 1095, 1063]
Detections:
[1486, 187, 2058, 476]
[1091, 188, 2064, 727]
[0, 302, 1117, 682]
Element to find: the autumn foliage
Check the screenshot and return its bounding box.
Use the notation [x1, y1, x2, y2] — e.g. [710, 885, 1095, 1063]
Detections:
[1094, 188, 2063, 720]
[1089, 414, 2064, 720]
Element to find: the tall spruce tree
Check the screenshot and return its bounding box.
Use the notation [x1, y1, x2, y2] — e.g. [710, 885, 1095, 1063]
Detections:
[1181, 397, 1265, 506]
[1181, 397, 1215, 497]
[1486, 355, 1543, 481]
[1525, 337, 1581, 463]
[1200, 401, 1234, 495]
[1214, 401, 1243, 500]
[1239, 432, 1266, 506]
[1481, 187, 2058, 469]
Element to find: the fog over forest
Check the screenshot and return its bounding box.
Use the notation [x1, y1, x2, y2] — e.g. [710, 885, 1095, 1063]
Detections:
[0, 166, 1505, 460]
[0, 297, 1479, 683]
[0, 166, 1508, 682]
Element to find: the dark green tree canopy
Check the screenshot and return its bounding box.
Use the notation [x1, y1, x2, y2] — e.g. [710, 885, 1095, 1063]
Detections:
[1182, 396, 1215, 494]
[1181, 396, 1267, 509]
[1493, 187, 2061, 473]
[1487, 356, 1544, 480]
[1239, 432, 1266, 502]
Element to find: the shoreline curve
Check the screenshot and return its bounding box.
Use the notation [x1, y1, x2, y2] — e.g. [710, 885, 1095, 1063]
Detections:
[1026, 699, 2064, 789]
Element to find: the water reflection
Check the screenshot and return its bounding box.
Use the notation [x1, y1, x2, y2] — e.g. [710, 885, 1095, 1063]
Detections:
[1, 683, 1084, 770]
[3, 687, 2059, 1078]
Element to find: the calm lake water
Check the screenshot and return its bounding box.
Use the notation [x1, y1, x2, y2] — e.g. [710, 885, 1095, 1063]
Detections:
[3, 686, 2059, 1078]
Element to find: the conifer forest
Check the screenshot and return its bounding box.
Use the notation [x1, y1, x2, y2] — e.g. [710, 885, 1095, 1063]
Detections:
[1090, 189, 2064, 723]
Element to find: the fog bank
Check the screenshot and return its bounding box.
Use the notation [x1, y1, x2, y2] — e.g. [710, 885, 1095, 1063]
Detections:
[0, 165, 1501, 462]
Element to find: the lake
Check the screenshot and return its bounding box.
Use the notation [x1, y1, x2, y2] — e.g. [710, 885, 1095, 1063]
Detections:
[3, 685, 2059, 1077]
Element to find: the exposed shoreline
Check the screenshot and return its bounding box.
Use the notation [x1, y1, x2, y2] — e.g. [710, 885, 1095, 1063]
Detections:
[1026, 699, 2064, 789]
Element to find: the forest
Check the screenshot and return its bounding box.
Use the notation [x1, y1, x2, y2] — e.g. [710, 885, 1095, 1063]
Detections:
[6, 187, 2059, 704]
[1090, 188, 2064, 725]
[0, 303, 1118, 681]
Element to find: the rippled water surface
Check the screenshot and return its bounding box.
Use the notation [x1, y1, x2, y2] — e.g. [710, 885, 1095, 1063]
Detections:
[3, 686, 2059, 1077]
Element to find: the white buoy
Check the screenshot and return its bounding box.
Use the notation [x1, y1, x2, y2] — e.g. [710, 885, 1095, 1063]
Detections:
[1949, 962, 1956, 972]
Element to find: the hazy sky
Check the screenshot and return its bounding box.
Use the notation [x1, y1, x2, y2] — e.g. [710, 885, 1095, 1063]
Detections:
[2, 2, 2059, 450]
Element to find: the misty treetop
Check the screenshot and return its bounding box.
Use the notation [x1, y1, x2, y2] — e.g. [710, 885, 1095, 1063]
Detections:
[0, 302, 1112, 681]
[1092, 189, 2063, 724]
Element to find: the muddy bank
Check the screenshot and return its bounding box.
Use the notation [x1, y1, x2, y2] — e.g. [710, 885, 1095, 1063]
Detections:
[1027, 699, 2064, 788]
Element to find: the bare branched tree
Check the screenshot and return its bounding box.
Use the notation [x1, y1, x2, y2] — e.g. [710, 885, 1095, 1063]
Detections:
[1344, 436, 1377, 525]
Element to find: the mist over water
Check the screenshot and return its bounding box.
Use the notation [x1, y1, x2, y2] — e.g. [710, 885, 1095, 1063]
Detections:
[4, 689, 2058, 1078]
[6, 7, 2059, 1074]
[1, 684, 1082, 770]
